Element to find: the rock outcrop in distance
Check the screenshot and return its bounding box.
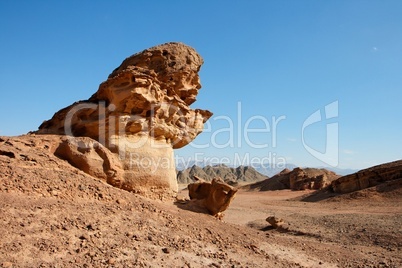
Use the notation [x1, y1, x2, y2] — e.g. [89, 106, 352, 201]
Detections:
[35, 42, 212, 198]
[177, 164, 268, 185]
[244, 167, 340, 191]
[331, 160, 402, 194]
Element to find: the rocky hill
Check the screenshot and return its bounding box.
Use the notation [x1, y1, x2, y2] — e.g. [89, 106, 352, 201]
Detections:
[331, 160, 402, 193]
[244, 167, 340, 191]
[176, 164, 268, 185]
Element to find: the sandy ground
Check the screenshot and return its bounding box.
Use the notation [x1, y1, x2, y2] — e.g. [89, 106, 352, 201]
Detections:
[225, 189, 402, 267]
[1, 176, 401, 267]
[178, 186, 402, 268]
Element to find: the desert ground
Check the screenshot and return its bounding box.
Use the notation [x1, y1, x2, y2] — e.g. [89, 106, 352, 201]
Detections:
[1, 171, 401, 267]
[225, 188, 402, 267]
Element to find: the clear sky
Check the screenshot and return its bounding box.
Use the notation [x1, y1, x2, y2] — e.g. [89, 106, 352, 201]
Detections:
[1, 1, 401, 170]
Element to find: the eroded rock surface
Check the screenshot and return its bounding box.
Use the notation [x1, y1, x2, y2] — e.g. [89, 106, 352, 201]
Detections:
[289, 168, 339, 190]
[244, 167, 340, 191]
[36, 42, 212, 196]
[187, 177, 238, 217]
[331, 160, 402, 194]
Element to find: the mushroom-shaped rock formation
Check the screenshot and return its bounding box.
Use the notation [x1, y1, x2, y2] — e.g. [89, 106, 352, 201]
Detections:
[37, 42, 213, 197]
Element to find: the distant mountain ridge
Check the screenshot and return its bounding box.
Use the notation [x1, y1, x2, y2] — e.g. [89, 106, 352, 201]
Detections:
[175, 160, 356, 177]
[176, 164, 268, 185]
[176, 160, 298, 177]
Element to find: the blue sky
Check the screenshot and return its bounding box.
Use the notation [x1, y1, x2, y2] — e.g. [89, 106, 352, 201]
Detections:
[1, 1, 401, 170]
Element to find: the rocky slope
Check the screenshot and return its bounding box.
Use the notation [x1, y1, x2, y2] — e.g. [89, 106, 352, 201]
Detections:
[34, 42, 212, 197]
[1, 136, 401, 267]
[244, 167, 340, 191]
[176, 164, 268, 185]
[0, 136, 289, 267]
[331, 160, 402, 193]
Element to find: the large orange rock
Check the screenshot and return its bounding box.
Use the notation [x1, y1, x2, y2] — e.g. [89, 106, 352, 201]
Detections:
[289, 168, 339, 190]
[188, 177, 238, 217]
[36, 42, 212, 197]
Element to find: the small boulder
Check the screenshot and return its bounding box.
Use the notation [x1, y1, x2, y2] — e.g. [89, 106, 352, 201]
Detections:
[266, 216, 284, 228]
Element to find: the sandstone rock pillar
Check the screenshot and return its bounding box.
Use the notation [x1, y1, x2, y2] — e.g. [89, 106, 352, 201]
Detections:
[37, 42, 212, 197]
